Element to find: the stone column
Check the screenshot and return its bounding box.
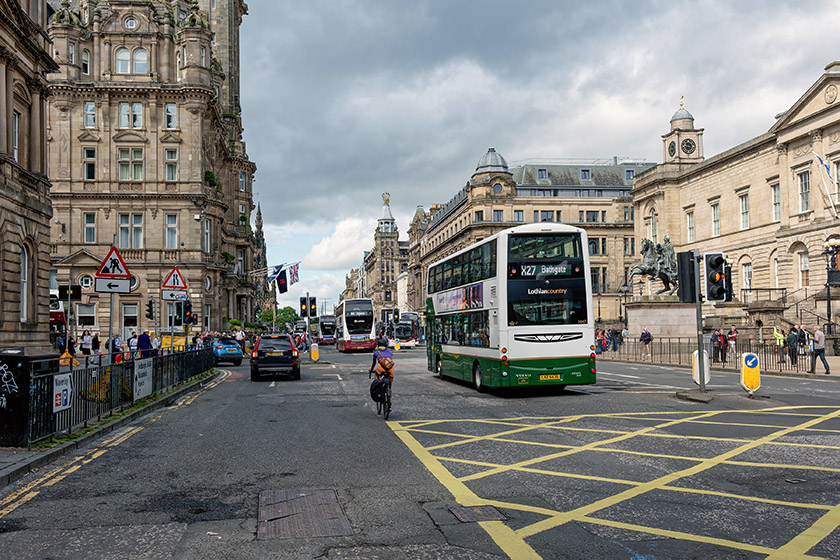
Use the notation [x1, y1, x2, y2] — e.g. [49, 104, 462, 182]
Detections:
[29, 83, 41, 173]
[0, 54, 7, 154]
[5, 55, 13, 157]
[103, 39, 111, 75]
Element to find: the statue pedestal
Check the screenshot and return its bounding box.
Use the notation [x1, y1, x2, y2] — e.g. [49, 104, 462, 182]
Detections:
[626, 296, 697, 339]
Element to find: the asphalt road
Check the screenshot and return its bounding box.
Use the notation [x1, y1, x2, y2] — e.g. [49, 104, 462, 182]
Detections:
[0, 346, 838, 559]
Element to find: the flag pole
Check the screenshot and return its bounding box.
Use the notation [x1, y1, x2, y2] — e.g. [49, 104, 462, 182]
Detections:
[812, 151, 840, 220]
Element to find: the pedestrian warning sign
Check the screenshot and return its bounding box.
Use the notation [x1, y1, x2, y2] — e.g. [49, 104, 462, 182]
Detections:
[95, 246, 131, 279]
[162, 267, 187, 290]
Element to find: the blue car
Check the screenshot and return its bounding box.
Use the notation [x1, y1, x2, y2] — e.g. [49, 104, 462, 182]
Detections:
[211, 337, 243, 366]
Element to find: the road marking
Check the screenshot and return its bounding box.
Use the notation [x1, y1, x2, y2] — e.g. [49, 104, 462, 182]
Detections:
[598, 371, 641, 379]
[335, 374, 343, 381]
[269, 381, 276, 388]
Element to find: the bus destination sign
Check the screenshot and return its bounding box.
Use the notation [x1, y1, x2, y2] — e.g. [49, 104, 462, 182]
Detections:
[509, 262, 576, 279]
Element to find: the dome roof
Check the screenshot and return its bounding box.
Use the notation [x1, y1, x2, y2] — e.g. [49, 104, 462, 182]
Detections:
[670, 108, 694, 122]
[475, 147, 508, 173]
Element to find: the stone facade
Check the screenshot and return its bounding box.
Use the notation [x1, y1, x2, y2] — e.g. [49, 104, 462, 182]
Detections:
[0, 0, 59, 350]
[45, 0, 256, 338]
[633, 62, 840, 330]
[407, 148, 654, 327]
[361, 193, 408, 321]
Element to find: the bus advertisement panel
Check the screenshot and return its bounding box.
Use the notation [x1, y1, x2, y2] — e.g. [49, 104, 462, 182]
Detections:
[425, 223, 595, 391]
[318, 315, 336, 344]
[336, 299, 376, 352]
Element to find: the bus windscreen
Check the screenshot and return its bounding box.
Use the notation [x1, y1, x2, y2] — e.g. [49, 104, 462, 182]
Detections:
[345, 301, 373, 334]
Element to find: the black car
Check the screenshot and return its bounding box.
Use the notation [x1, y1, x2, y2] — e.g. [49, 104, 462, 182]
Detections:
[250, 334, 300, 381]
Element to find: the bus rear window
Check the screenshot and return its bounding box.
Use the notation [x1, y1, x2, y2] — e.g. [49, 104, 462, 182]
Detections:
[509, 234, 582, 260]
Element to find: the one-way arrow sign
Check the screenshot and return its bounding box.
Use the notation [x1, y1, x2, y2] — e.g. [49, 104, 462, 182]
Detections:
[95, 278, 131, 294]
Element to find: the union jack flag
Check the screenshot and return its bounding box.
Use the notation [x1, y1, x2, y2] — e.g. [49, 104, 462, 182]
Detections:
[289, 264, 300, 285]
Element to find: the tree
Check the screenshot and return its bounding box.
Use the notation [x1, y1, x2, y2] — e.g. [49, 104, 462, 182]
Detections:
[275, 306, 299, 329]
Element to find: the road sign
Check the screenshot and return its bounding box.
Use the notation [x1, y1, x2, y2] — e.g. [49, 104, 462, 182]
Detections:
[96, 246, 131, 279]
[692, 350, 710, 386]
[162, 290, 187, 301]
[58, 285, 82, 301]
[94, 278, 131, 294]
[741, 352, 760, 395]
[162, 267, 187, 290]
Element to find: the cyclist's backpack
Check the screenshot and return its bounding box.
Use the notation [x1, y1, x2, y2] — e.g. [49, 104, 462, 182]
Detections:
[370, 378, 387, 402]
[377, 356, 394, 371]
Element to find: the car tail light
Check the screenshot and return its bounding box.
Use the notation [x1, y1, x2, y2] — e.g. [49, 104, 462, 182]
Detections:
[215, 345, 223, 349]
[251, 350, 257, 358]
[292, 349, 299, 358]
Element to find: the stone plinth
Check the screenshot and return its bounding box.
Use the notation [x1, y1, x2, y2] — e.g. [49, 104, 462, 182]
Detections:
[626, 296, 697, 339]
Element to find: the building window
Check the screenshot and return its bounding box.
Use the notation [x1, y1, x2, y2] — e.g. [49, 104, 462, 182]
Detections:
[739, 193, 750, 230]
[540, 211, 553, 222]
[115, 48, 130, 73]
[625, 169, 635, 181]
[586, 210, 599, 222]
[79, 275, 93, 289]
[774, 258, 780, 289]
[771, 184, 781, 222]
[835, 162, 840, 204]
[578, 210, 584, 222]
[588, 238, 607, 256]
[650, 209, 658, 243]
[118, 102, 142, 128]
[799, 171, 810, 212]
[133, 48, 147, 74]
[601, 210, 607, 222]
[124, 17, 137, 29]
[203, 219, 211, 252]
[165, 149, 178, 181]
[556, 210, 562, 222]
[83, 147, 96, 180]
[176, 51, 181, 76]
[204, 304, 210, 330]
[200, 47, 206, 67]
[624, 206, 634, 222]
[711, 203, 720, 237]
[81, 49, 90, 74]
[20, 245, 28, 322]
[237, 249, 245, 274]
[537, 168, 547, 180]
[624, 237, 635, 256]
[118, 103, 129, 128]
[165, 214, 178, 249]
[239, 171, 246, 191]
[77, 303, 95, 327]
[799, 252, 810, 288]
[84, 101, 96, 128]
[580, 169, 591, 180]
[514, 210, 523, 222]
[474, 210, 484, 223]
[164, 103, 177, 128]
[67, 43, 74, 64]
[12, 111, 19, 161]
[84, 212, 96, 243]
[118, 148, 143, 181]
[687, 211, 695, 243]
[118, 213, 143, 249]
[742, 262, 753, 293]
[493, 210, 503, 222]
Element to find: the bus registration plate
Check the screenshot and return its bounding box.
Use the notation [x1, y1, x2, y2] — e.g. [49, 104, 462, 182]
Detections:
[540, 374, 563, 380]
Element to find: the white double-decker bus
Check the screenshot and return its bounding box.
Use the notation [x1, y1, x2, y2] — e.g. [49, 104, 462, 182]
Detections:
[426, 223, 596, 391]
[335, 298, 376, 352]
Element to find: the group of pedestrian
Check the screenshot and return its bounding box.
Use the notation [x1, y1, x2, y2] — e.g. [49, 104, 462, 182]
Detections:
[710, 325, 738, 363]
[594, 328, 628, 354]
[771, 324, 830, 374]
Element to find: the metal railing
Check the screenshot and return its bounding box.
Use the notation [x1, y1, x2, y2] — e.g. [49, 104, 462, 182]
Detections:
[597, 337, 818, 374]
[739, 287, 787, 304]
[26, 348, 214, 446]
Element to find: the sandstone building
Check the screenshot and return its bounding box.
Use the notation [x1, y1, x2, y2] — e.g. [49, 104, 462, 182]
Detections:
[0, 0, 58, 349]
[359, 193, 408, 322]
[45, 0, 256, 338]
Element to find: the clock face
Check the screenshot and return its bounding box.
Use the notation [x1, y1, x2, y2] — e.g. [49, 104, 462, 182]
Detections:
[668, 141, 676, 157]
[681, 138, 697, 155]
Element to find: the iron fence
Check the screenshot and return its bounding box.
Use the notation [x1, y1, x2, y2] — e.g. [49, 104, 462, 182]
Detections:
[597, 337, 817, 374]
[25, 348, 214, 446]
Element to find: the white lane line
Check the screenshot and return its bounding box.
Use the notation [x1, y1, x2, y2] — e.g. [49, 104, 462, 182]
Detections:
[331, 364, 336, 369]
[335, 374, 343, 381]
[269, 381, 276, 388]
[598, 372, 642, 379]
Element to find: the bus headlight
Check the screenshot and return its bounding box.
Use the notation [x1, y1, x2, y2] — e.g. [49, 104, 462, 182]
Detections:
[502, 371, 508, 377]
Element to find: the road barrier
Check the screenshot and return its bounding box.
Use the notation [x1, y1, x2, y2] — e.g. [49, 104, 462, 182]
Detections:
[5, 348, 214, 447]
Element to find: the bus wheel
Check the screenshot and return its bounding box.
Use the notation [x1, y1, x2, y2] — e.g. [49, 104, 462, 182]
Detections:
[472, 363, 486, 393]
[436, 357, 443, 378]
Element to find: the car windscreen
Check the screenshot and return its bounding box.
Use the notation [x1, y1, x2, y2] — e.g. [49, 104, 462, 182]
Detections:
[217, 338, 238, 345]
[259, 338, 292, 351]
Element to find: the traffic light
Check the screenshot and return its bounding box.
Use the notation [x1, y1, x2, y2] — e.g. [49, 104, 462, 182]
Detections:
[173, 301, 183, 326]
[724, 265, 734, 302]
[309, 297, 316, 318]
[145, 299, 156, 320]
[704, 252, 727, 302]
[393, 308, 400, 323]
[300, 297, 308, 318]
[676, 252, 696, 304]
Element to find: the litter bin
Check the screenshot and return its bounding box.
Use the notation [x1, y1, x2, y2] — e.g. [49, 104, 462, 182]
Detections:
[0, 347, 60, 446]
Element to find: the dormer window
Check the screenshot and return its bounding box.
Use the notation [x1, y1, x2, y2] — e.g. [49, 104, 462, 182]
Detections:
[537, 168, 547, 180]
[625, 169, 635, 181]
[580, 169, 591, 180]
[124, 17, 137, 30]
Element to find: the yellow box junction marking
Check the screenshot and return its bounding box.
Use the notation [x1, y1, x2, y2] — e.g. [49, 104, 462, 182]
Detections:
[390, 406, 840, 560]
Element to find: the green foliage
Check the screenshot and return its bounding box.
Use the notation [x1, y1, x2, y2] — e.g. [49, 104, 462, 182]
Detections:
[228, 318, 242, 328]
[221, 252, 235, 264]
[205, 170, 219, 190]
[275, 306, 299, 329]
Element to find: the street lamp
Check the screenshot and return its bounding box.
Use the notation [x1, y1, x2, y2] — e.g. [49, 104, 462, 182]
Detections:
[822, 238, 840, 334]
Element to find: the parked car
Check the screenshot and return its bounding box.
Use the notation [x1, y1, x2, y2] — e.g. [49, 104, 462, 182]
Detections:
[211, 337, 243, 366]
[251, 333, 300, 381]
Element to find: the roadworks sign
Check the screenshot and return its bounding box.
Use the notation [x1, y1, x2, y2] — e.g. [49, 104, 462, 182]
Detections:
[96, 246, 131, 279]
[59, 350, 80, 367]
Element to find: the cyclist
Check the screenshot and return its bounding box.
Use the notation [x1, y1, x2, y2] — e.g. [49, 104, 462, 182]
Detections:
[369, 338, 395, 394]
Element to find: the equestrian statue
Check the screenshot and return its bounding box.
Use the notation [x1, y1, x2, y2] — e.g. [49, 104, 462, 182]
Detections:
[626, 236, 679, 295]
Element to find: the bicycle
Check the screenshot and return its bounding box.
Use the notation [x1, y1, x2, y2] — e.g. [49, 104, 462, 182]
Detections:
[369, 369, 392, 420]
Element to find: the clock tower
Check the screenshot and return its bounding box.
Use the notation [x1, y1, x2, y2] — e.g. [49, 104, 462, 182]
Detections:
[662, 99, 704, 164]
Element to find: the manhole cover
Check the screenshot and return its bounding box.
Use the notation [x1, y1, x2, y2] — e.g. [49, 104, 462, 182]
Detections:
[450, 505, 507, 523]
[257, 489, 353, 540]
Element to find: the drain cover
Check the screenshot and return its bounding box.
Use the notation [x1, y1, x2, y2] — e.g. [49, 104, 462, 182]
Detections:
[257, 489, 353, 539]
[450, 505, 507, 523]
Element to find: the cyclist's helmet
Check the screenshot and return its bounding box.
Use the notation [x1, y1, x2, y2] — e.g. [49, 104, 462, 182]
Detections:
[377, 338, 388, 348]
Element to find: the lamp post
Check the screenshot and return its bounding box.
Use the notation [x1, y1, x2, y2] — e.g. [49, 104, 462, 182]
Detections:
[822, 238, 840, 334]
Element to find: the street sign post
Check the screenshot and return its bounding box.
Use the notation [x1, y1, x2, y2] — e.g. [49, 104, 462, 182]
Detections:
[162, 267, 187, 290]
[97, 241, 131, 365]
[94, 278, 131, 294]
[162, 290, 188, 301]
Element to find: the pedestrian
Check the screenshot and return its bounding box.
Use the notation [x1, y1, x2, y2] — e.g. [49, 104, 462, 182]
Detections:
[727, 325, 738, 353]
[92, 332, 100, 355]
[138, 330, 152, 358]
[110, 333, 122, 364]
[773, 326, 786, 364]
[152, 333, 161, 356]
[717, 329, 728, 363]
[711, 329, 722, 363]
[809, 325, 831, 374]
[787, 327, 799, 366]
[640, 328, 653, 359]
[80, 329, 92, 357]
[128, 331, 139, 358]
[235, 326, 246, 353]
[68, 335, 76, 356]
[620, 326, 628, 347]
[797, 325, 808, 356]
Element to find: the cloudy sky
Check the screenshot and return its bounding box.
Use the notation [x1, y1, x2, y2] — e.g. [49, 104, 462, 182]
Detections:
[239, 0, 839, 312]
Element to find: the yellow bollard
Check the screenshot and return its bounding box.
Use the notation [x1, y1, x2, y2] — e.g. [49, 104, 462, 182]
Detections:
[395, 339, 401, 351]
[740, 352, 760, 395]
[310, 342, 319, 362]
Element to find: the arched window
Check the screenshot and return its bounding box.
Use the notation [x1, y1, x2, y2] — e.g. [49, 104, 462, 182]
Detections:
[133, 48, 147, 74]
[176, 51, 181, 79]
[115, 48, 130, 73]
[20, 244, 29, 322]
[649, 209, 658, 244]
[81, 49, 90, 74]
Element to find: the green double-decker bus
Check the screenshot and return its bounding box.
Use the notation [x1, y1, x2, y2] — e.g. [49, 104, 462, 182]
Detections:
[426, 223, 596, 391]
